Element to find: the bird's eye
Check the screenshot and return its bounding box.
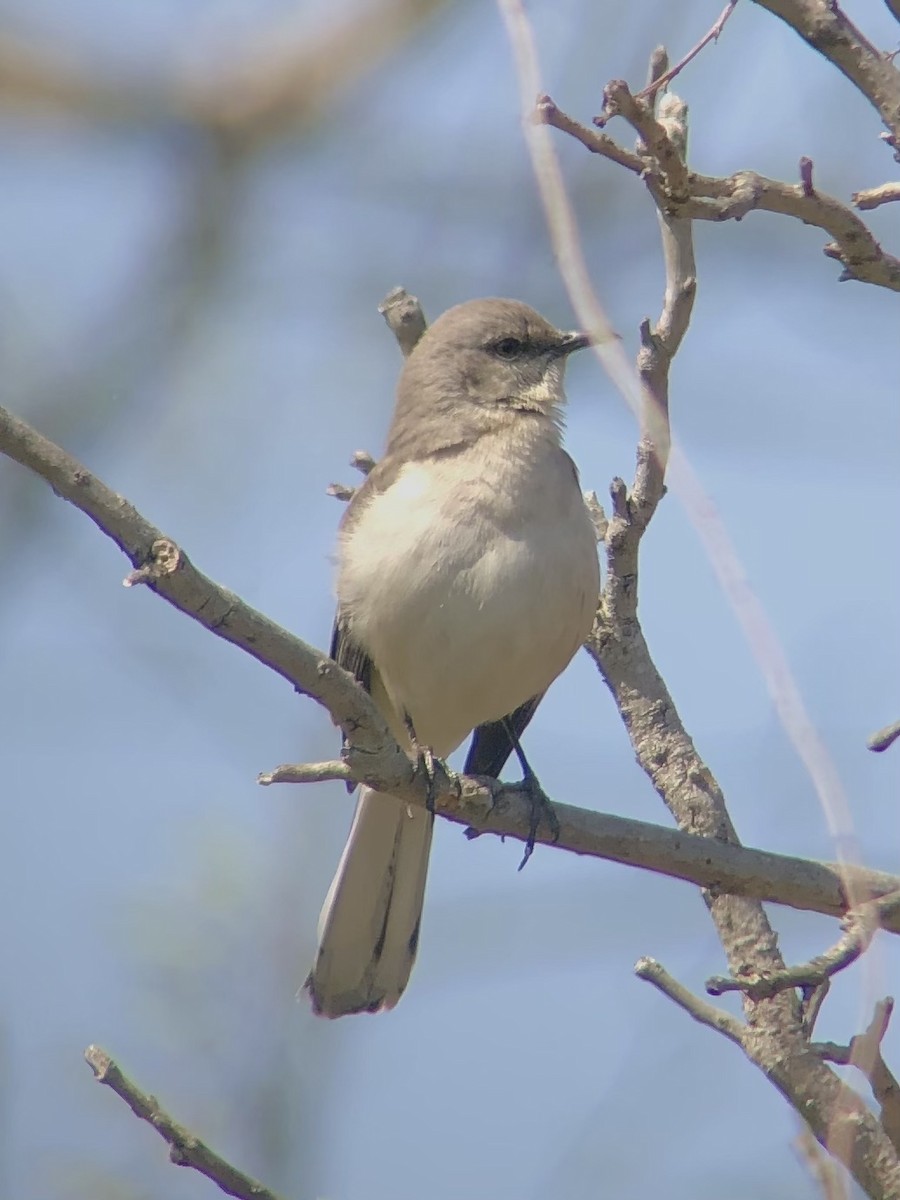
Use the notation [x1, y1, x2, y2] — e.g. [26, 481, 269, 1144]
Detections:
[492, 336, 525, 360]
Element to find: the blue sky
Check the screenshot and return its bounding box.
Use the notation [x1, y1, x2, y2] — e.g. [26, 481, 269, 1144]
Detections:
[1, 1, 899, 1197]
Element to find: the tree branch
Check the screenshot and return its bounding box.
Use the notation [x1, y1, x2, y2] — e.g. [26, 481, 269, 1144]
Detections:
[0, 0, 455, 145]
[0, 403, 412, 797]
[84, 1045, 285, 1200]
[868, 719, 900, 753]
[634, 957, 744, 1045]
[378, 286, 428, 356]
[571, 76, 900, 291]
[562, 45, 900, 1197]
[706, 891, 900, 1000]
[5, 400, 900, 934]
[750, 0, 900, 148]
[815, 1001, 900, 1155]
[854, 183, 900, 211]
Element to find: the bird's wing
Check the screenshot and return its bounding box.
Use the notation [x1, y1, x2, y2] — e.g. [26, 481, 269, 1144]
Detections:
[464, 693, 544, 779]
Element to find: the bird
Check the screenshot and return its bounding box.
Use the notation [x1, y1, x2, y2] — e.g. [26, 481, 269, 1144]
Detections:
[306, 297, 600, 1017]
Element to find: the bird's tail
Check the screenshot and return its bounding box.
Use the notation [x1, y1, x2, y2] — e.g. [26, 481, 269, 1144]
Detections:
[305, 786, 434, 1017]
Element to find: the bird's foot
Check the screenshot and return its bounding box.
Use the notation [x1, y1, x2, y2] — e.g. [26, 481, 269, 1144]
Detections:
[518, 767, 559, 871]
[405, 714, 439, 813]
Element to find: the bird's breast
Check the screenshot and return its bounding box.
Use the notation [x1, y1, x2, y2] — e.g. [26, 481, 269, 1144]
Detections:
[337, 437, 599, 754]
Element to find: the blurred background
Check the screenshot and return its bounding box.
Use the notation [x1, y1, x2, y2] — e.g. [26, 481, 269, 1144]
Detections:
[1, 0, 899, 1196]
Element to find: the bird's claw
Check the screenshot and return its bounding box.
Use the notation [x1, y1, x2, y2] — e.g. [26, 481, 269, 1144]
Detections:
[518, 769, 559, 871]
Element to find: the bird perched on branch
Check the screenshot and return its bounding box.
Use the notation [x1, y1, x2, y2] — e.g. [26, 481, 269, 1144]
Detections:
[306, 297, 600, 1017]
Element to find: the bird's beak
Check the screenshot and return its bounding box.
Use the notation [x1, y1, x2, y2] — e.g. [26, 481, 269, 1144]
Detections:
[555, 331, 591, 357]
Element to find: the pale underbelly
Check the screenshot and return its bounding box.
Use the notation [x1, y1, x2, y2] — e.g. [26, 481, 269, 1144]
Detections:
[360, 537, 597, 755]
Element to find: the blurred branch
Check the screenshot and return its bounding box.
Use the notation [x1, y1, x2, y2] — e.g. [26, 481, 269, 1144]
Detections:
[84, 1045, 285, 1200]
[750, 0, 900, 148]
[0, 135, 241, 609]
[795, 1127, 848, 1200]
[0, 0, 451, 145]
[379, 286, 428, 356]
[815, 1000, 900, 1155]
[6, 400, 900, 931]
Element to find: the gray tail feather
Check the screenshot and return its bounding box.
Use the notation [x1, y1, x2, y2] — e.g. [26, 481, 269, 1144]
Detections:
[305, 786, 434, 1017]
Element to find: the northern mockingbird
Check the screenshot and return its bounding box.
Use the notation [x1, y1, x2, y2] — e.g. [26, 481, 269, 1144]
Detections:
[306, 297, 600, 1017]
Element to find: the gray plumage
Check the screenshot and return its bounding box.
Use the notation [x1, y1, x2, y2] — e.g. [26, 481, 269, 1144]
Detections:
[306, 298, 600, 1017]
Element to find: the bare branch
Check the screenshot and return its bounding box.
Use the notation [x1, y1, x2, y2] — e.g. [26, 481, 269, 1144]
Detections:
[630, 89, 696, 519]
[328, 447, 377, 505]
[854, 184, 900, 211]
[868, 719, 900, 753]
[535, 95, 644, 173]
[686, 165, 900, 288]
[7, 401, 900, 929]
[635, 2, 739, 103]
[378, 286, 427, 356]
[0, 403, 412, 796]
[326, 481, 356, 502]
[801, 981, 832, 1040]
[548, 89, 900, 291]
[706, 892, 900, 1000]
[8, 392, 898, 932]
[634, 957, 744, 1045]
[84, 1045, 285, 1200]
[815, 1001, 900, 1154]
[260, 760, 353, 785]
[597, 79, 690, 201]
[567, 40, 900, 1196]
[749, 0, 900, 147]
[349, 449, 377, 475]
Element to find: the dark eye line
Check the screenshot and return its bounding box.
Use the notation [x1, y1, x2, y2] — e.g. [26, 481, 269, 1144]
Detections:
[488, 335, 527, 359]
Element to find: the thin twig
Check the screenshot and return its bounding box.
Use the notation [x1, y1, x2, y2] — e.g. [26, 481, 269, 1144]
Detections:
[868, 719, 900, 753]
[535, 95, 644, 173]
[260, 760, 353, 785]
[706, 891, 900, 1000]
[634, 957, 745, 1045]
[548, 85, 900, 290]
[501, 7, 898, 933]
[635, 1, 739, 102]
[378, 286, 427, 357]
[854, 183, 900, 211]
[327, 448, 378, 504]
[84, 1045, 285, 1200]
